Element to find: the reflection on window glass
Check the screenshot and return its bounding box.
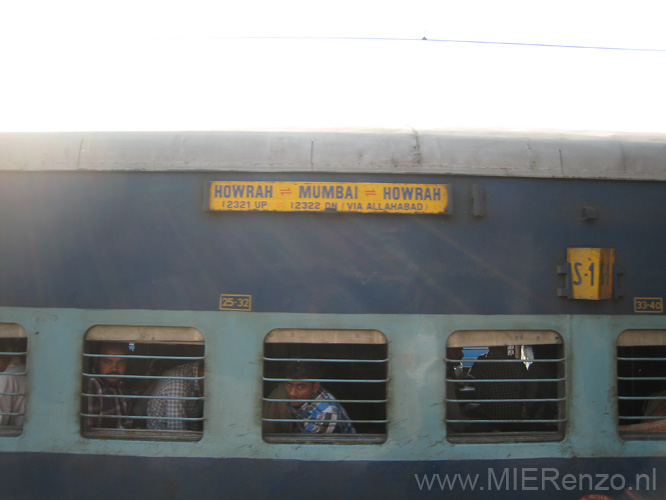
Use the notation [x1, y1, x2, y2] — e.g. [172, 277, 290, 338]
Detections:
[262, 329, 388, 444]
[618, 330, 666, 436]
[81, 326, 205, 441]
[0, 324, 27, 436]
[446, 330, 566, 441]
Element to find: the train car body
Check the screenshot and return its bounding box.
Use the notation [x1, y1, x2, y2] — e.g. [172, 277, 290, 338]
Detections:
[1, 129, 666, 499]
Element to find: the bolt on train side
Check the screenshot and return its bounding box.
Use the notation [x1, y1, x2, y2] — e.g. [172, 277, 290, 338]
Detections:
[1, 129, 665, 499]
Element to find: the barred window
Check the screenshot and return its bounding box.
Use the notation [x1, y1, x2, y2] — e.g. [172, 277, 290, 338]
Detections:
[262, 329, 388, 444]
[618, 330, 666, 438]
[81, 326, 205, 441]
[446, 330, 566, 442]
[0, 324, 27, 437]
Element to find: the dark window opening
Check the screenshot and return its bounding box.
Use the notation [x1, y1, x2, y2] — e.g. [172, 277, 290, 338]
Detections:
[446, 330, 566, 443]
[618, 330, 666, 438]
[0, 324, 27, 436]
[262, 329, 387, 444]
[81, 326, 205, 441]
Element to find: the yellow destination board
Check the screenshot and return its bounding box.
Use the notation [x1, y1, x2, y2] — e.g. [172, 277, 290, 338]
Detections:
[208, 181, 450, 214]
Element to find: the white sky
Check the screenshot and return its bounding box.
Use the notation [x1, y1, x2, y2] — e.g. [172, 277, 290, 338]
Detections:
[2, 0, 665, 133]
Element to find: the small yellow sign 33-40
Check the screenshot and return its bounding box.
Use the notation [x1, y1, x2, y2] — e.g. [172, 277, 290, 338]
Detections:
[634, 298, 663, 314]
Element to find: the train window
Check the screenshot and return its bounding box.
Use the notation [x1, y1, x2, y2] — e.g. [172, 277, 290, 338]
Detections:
[262, 329, 388, 444]
[446, 330, 566, 443]
[81, 326, 205, 441]
[618, 330, 666, 438]
[0, 324, 27, 437]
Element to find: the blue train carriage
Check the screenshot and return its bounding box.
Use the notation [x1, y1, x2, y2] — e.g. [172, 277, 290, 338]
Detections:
[0, 129, 665, 499]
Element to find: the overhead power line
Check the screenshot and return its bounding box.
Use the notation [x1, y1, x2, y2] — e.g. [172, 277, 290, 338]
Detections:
[198, 35, 666, 52]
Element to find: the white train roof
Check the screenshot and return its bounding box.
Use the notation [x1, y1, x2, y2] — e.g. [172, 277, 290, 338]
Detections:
[1, 128, 665, 180]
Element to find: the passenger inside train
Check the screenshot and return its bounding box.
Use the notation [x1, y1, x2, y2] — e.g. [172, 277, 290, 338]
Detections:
[262, 329, 387, 442]
[643, 389, 666, 420]
[465, 345, 529, 432]
[0, 337, 26, 428]
[283, 362, 355, 434]
[147, 360, 204, 431]
[83, 342, 132, 429]
[81, 327, 206, 440]
[445, 347, 467, 433]
[446, 331, 565, 441]
[617, 330, 666, 434]
[523, 343, 561, 431]
[130, 357, 165, 419]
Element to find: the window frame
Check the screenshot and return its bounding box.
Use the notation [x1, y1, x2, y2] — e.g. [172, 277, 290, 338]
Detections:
[81, 325, 205, 442]
[0, 323, 28, 437]
[262, 328, 388, 445]
[446, 330, 566, 443]
[617, 329, 666, 440]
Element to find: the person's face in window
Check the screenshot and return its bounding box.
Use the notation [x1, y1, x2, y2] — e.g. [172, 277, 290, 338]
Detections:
[285, 380, 320, 407]
[95, 344, 128, 387]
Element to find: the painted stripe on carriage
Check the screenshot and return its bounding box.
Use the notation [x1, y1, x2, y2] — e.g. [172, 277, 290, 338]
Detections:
[208, 182, 450, 214]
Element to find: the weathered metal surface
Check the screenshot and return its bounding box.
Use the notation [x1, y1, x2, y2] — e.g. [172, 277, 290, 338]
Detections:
[1, 129, 665, 180]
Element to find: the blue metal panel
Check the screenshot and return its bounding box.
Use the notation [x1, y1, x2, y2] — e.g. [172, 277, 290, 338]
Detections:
[0, 172, 665, 314]
[0, 452, 664, 499]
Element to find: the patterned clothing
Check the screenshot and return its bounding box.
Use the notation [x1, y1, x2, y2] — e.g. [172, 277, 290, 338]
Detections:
[0, 358, 26, 427]
[84, 370, 131, 429]
[644, 389, 666, 421]
[468, 351, 528, 421]
[289, 386, 355, 434]
[147, 362, 203, 431]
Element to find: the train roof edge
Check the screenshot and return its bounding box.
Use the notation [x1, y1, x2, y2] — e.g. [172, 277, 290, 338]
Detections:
[1, 128, 665, 181]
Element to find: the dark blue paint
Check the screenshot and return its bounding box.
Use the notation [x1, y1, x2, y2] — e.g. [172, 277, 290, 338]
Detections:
[1, 452, 664, 500]
[0, 172, 664, 314]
